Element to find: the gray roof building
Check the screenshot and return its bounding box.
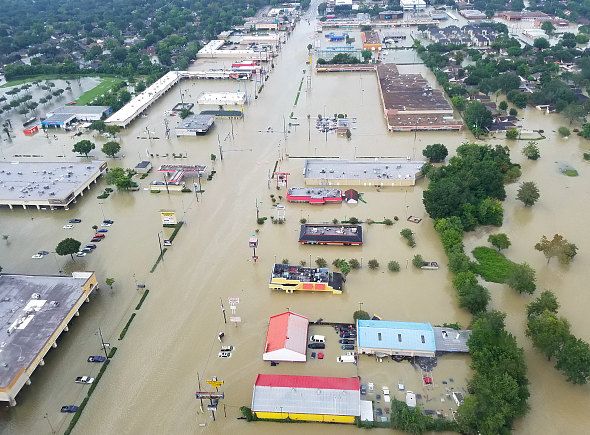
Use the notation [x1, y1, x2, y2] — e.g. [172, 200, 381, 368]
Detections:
[175, 114, 215, 136]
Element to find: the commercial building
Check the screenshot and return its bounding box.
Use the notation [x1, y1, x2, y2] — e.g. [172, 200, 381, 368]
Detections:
[263, 311, 309, 362]
[361, 31, 382, 52]
[303, 159, 425, 187]
[251, 374, 361, 424]
[175, 114, 215, 136]
[269, 263, 344, 294]
[197, 39, 273, 60]
[40, 113, 76, 128]
[379, 10, 404, 20]
[299, 223, 363, 246]
[47, 105, 112, 121]
[400, 0, 426, 11]
[134, 161, 152, 174]
[196, 92, 246, 106]
[0, 161, 107, 210]
[459, 9, 487, 20]
[286, 187, 342, 204]
[357, 319, 436, 358]
[316, 46, 362, 62]
[0, 272, 98, 405]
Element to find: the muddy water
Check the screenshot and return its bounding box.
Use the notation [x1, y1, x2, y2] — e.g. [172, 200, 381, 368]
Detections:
[0, 2, 589, 435]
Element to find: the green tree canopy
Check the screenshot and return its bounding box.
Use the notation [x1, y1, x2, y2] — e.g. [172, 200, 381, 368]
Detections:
[102, 141, 121, 157]
[422, 143, 448, 163]
[506, 263, 536, 294]
[534, 234, 578, 264]
[55, 237, 81, 259]
[517, 181, 540, 207]
[488, 233, 511, 251]
[72, 140, 95, 157]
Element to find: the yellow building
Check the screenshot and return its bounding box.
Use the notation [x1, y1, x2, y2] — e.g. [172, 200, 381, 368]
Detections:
[269, 263, 343, 294]
[361, 31, 382, 52]
[251, 374, 360, 424]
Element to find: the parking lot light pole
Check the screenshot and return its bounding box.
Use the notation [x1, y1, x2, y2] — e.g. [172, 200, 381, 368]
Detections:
[157, 232, 164, 261]
[98, 327, 109, 360]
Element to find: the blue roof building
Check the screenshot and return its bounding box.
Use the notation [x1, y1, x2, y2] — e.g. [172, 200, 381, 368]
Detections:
[356, 320, 436, 358]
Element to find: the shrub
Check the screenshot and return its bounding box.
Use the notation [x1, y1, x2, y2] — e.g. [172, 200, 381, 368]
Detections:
[558, 126, 571, 137]
[257, 217, 266, 225]
[509, 108, 518, 116]
[412, 255, 425, 268]
[348, 216, 359, 224]
[522, 142, 540, 160]
[349, 258, 361, 269]
[383, 218, 393, 226]
[300, 218, 307, 224]
[281, 258, 289, 264]
[400, 228, 416, 247]
[388, 261, 400, 272]
[332, 218, 339, 224]
[315, 257, 327, 268]
[506, 128, 519, 140]
[368, 259, 379, 270]
[353, 310, 371, 321]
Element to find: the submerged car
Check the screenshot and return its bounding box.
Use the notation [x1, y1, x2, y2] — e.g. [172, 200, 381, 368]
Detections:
[85, 244, 97, 250]
[74, 376, 94, 384]
[61, 405, 79, 413]
[341, 344, 355, 350]
[87, 355, 106, 363]
[90, 237, 102, 242]
[62, 224, 74, 229]
[31, 253, 44, 259]
[308, 342, 325, 349]
[68, 219, 82, 224]
[218, 351, 231, 358]
[97, 229, 108, 233]
[339, 339, 354, 344]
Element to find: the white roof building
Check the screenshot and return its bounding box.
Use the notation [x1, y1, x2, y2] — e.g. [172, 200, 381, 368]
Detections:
[400, 0, 426, 10]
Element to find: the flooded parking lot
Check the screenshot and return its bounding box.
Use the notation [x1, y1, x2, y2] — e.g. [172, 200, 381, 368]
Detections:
[1, 2, 590, 435]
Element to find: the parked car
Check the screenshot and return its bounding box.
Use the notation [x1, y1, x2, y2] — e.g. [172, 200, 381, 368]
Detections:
[317, 352, 324, 359]
[360, 384, 367, 395]
[85, 244, 97, 250]
[31, 253, 44, 259]
[74, 376, 94, 384]
[163, 239, 172, 246]
[97, 229, 108, 233]
[62, 224, 74, 229]
[339, 339, 354, 344]
[340, 333, 354, 339]
[93, 233, 105, 238]
[101, 223, 112, 227]
[76, 251, 87, 257]
[61, 405, 79, 413]
[310, 352, 316, 359]
[68, 219, 82, 224]
[341, 344, 355, 350]
[308, 342, 325, 349]
[90, 238, 102, 242]
[218, 351, 231, 358]
[38, 250, 49, 255]
[81, 247, 93, 253]
[87, 355, 106, 363]
[220, 345, 234, 352]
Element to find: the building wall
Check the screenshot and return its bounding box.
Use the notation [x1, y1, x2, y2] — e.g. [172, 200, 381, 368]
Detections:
[254, 412, 355, 424]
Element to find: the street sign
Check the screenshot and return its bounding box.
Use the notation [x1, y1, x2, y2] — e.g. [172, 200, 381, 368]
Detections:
[206, 380, 224, 388]
[195, 392, 224, 399]
[230, 317, 242, 323]
[228, 297, 240, 305]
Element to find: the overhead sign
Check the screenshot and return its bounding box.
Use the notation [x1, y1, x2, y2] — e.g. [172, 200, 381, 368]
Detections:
[195, 392, 224, 399]
[206, 380, 224, 388]
[160, 210, 177, 225]
[228, 297, 240, 305]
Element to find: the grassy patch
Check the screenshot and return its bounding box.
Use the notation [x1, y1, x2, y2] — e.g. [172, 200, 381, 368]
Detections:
[149, 247, 168, 273]
[562, 168, 579, 177]
[472, 246, 517, 283]
[135, 289, 150, 310]
[75, 77, 124, 105]
[169, 221, 184, 241]
[1, 73, 121, 88]
[118, 313, 136, 340]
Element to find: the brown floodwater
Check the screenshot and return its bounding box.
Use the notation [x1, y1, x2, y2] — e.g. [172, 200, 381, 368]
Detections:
[0, 2, 589, 434]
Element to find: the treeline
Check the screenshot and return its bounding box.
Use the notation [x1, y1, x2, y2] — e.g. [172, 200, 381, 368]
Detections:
[526, 291, 590, 384]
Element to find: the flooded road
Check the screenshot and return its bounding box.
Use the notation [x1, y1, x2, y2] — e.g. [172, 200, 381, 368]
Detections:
[1, 2, 590, 434]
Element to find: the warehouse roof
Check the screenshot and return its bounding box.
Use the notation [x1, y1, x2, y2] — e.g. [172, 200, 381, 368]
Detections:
[357, 320, 436, 353]
[304, 159, 425, 181]
[0, 273, 94, 388]
[176, 114, 215, 131]
[50, 106, 110, 115]
[41, 113, 76, 124]
[252, 374, 361, 416]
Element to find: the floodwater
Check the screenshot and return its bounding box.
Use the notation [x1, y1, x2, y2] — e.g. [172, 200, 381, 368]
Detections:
[0, 2, 589, 434]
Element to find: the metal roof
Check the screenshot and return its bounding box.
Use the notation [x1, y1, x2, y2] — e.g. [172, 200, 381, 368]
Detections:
[264, 311, 308, 355]
[50, 106, 110, 115]
[357, 320, 436, 353]
[41, 113, 76, 124]
[252, 375, 360, 416]
[304, 159, 425, 182]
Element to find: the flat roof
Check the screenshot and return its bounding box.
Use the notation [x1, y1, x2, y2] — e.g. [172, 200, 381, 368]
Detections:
[50, 106, 110, 115]
[0, 273, 94, 388]
[362, 31, 381, 45]
[42, 113, 76, 124]
[357, 320, 436, 353]
[135, 161, 151, 169]
[0, 161, 105, 204]
[432, 326, 471, 353]
[287, 187, 342, 199]
[304, 159, 424, 181]
[252, 374, 360, 416]
[299, 223, 363, 245]
[196, 92, 246, 106]
[387, 113, 464, 129]
[176, 114, 215, 131]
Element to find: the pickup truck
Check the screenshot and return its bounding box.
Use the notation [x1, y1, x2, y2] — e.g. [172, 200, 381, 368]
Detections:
[337, 352, 356, 363]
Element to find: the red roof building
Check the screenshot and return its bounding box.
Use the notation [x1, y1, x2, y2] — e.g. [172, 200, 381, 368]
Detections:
[263, 311, 309, 362]
[255, 374, 360, 390]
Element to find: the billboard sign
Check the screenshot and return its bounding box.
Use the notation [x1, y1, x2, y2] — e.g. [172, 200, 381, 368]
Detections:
[160, 211, 177, 225]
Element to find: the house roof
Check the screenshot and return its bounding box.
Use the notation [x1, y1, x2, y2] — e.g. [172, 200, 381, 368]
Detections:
[252, 375, 361, 416]
[357, 319, 436, 353]
[264, 311, 308, 355]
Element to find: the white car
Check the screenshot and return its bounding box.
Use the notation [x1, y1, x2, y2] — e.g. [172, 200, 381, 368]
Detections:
[76, 251, 87, 257]
[31, 253, 44, 259]
[63, 224, 74, 229]
[100, 223, 112, 227]
[75, 376, 94, 384]
[382, 386, 390, 395]
[218, 351, 231, 358]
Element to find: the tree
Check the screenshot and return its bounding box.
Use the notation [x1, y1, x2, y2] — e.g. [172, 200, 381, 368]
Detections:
[506, 263, 536, 294]
[102, 141, 121, 158]
[335, 259, 351, 275]
[555, 336, 590, 384]
[580, 123, 590, 139]
[180, 108, 193, 119]
[509, 108, 518, 116]
[527, 310, 570, 360]
[306, 43, 313, 52]
[105, 125, 121, 137]
[533, 37, 550, 50]
[451, 95, 466, 111]
[576, 33, 589, 44]
[522, 142, 540, 160]
[105, 167, 137, 191]
[517, 181, 540, 207]
[106, 277, 115, 289]
[558, 126, 571, 137]
[72, 140, 95, 157]
[488, 233, 511, 251]
[400, 228, 416, 247]
[422, 143, 448, 163]
[478, 198, 503, 226]
[349, 258, 360, 269]
[541, 21, 555, 36]
[464, 101, 493, 137]
[56, 238, 81, 259]
[535, 234, 578, 264]
[506, 128, 519, 140]
[499, 100, 508, 111]
[412, 254, 425, 268]
[315, 257, 327, 268]
[89, 120, 106, 132]
[562, 103, 587, 125]
[368, 259, 379, 270]
[388, 261, 400, 272]
[527, 290, 559, 318]
[361, 50, 372, 62]
[353, 310, 370, 321]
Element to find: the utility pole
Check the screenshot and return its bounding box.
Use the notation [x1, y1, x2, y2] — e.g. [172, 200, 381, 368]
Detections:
[197, 372, 204, 410]
[220, 298, 227, 324]
[307, 114, 311, 142]
[157, 232, 164, 260]
[217, 134, 224, 161]
[98, 327, 109, 360]
[255, 198, 260, 220]
[282, 115, 287, 141]
[164, 172, 169, 195]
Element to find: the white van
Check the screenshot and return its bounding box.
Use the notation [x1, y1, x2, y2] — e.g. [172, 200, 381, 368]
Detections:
[309, 335, 325, 343]
[337, 353, 356, 363]
[405, 391, 417, 408]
